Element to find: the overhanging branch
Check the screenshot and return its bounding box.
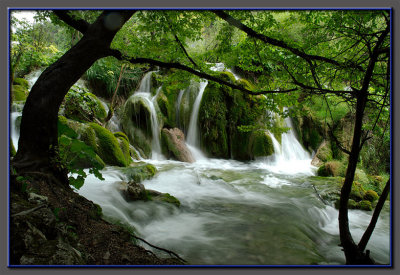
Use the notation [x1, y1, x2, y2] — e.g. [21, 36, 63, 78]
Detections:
[53, 10, 90, 34]
[212, 10, 365, 72]
[107, 48, 298, 95]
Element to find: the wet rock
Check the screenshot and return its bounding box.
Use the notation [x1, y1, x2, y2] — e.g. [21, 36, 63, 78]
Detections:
[161, 128, 194, 163]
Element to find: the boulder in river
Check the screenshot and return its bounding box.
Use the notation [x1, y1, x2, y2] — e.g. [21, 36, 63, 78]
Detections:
[161, 128, 194, 163]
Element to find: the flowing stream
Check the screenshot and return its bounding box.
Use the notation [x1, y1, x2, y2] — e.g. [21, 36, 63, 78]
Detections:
[11, 68, 390, 266]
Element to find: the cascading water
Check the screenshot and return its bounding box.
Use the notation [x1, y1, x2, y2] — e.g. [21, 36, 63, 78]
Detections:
[176, 89, 185, 128]
[127, 72, 164, 160]
[185, 81, 208, 160]
[186, 80, 208, 148]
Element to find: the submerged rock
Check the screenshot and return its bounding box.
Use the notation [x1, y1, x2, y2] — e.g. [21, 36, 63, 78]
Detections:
[161, 128, 194, 163]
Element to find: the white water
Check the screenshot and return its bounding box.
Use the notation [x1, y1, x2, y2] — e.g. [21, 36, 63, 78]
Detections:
[78, 159, 390, 265]
[186, 80, 208, 149]
[10, 111, 22, 151]
[176, 89, 185, 128]
[127, 72, 164, 160]
[256, 117, 315, 176]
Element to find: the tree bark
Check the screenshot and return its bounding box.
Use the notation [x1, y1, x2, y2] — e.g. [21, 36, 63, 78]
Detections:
[13, 11, 135, 182]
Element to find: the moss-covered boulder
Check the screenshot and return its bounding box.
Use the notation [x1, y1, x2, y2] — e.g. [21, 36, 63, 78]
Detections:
[87, 123, 131, 167]
[364, 190, 379, 202]
[58, 116, 106, 170]
[13, 77, 30, 89]
[349, 182, 366, 202]
[161, 128, 194, 163]
[292, 109, 325, 153]
[63, 86, 107, 123]
[115, 163, 157, 183]
[146, 190, 181, 207]
[317, 161, 345, 177]
[198, 82, 229, 158]
[311, 140, 333, 167]
[249, 131, 274, 159]
[359, 200, 373, 211]
[12, 85, 29, 101]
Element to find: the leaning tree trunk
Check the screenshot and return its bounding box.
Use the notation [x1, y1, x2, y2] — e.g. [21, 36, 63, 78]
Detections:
[12, 11, 135, 183]
[338, 25, 389, 264]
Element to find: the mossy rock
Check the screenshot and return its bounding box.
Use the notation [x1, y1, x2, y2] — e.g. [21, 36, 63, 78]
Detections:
[88, 123, 130, 167]
[359, 200, 373, 211]
[122, 94, 164, 140]
[317, 161, 345, 177]
[146, 190, 181, 207]
[315, 141, 333, 162]
[218, 71, 237, 83]
[116, 163, 157, 183]
[349, 182, 366, 202]
[364, 190, 379, 202]
[198, 82, 229, 158]
[13, 78, 30, 89]
[12, 85, 29, 101]
[348, 199, 358, 209]
[249, 131, 274, 159]
[115, 133, 132, 166]
[354, 169, 370, 185]
[64, 86, 107, 122]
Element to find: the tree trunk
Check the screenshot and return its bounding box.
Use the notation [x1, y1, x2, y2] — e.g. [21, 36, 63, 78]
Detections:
[13, 11, 134, 182]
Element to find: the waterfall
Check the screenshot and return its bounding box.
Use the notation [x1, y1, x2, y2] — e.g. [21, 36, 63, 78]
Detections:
[263, 117, 314, 175]
[186, 80, 208, 148]
[11, 111, 22, 151]
[176, 89, 185, 128]
[128, 72, 164, 160]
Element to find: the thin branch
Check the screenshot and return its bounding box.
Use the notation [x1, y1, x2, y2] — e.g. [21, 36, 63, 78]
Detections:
[327, 122, 351, 155]
[133, 235, 186, 263]
[212, 10, 364, 72]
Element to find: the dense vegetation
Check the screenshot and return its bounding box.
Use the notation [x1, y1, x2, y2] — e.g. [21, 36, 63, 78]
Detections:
[10, 10, 390, 265]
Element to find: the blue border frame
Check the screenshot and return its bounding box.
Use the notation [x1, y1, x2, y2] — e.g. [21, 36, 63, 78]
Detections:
[7, 7, 393, 268]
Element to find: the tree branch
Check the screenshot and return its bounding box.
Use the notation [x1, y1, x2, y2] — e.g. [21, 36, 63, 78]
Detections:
[53, 10, 90, 34]
[212, 10, 364, 71]
[108, 48, 297, 95]
[358, 179, 390, 251]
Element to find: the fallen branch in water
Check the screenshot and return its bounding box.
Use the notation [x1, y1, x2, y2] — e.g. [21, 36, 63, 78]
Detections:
[132, 235, 187, 263]
[311, 184, 328, 205]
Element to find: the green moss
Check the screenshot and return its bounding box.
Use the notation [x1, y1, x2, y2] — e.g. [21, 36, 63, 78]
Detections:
[354, 169, 370, 185]
[114, 131, 129, 142]
[199, 82, 229, 158]
[364, 190, 379, 202]
[13, 77, 29, 89]
[350, 182, 366, 202]
[89, 123, 129, 167]
[116, 163, 157, 182]
[250, 131, 274, 158]
[219, 71, 237, 83]
[146, 191, 181, 207]
[157, 193, 181, 207]
[348, 199, 358, 209]
[316, 141, 333, 162]
[12, 85, 29, 101]
[64, 86, 107, 122]
[11, 140, 16, 157]
[236, 78, 255, 90]
[115, 133, 132, 166]
[359, 200, 373, 211]
[317, 161, 345, 177]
